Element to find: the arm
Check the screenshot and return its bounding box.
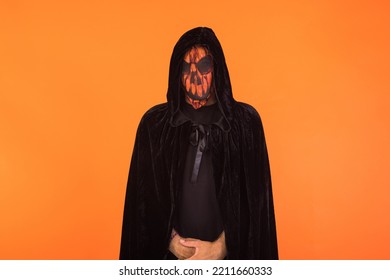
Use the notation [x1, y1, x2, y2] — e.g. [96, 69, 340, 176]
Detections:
[119, 120, 143, 259]
[119, 117, 152, 259]
[249, 107, 278, 259]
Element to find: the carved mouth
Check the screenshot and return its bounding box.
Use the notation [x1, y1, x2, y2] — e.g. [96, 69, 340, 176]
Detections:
[186, 90, 210, 101]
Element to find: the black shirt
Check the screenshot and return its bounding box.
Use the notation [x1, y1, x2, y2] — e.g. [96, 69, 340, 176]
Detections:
[174, 102, 224, 242]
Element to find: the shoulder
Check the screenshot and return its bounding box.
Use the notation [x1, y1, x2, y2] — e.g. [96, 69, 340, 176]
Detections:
[139, 103, 169, 126]
[233, 102, 264, 128]
[231, 102, 269, 145]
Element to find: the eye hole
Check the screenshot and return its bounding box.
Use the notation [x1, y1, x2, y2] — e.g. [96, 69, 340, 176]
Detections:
[182, 61, 190, 74]
[196, 55, 213, 75]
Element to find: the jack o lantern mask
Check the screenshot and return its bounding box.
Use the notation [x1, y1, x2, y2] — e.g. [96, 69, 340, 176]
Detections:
[182, 46, 213, 109]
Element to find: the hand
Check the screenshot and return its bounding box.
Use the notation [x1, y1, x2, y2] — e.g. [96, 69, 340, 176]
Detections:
[169, 231, 196, 260]
[180, 231, 227, 260]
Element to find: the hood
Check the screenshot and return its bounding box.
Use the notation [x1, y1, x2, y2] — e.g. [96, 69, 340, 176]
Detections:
[167, 27, 236, 131]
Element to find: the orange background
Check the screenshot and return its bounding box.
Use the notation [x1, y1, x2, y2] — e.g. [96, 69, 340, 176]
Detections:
[1, 0, 389, 259]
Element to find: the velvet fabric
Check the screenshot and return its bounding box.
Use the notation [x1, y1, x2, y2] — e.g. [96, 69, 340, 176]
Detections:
[120, 27, 278, 260]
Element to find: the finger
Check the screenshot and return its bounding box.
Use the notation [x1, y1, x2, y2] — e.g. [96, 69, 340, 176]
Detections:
[182, 237, 199, 242]
[180, 239, 200, 248]
[181, 248, 196, 259]
[180, 246, 195, 257]
[185, 247, 199, 260]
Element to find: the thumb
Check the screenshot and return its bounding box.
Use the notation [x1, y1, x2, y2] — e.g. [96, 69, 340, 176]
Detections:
[186, 247, 199, 260]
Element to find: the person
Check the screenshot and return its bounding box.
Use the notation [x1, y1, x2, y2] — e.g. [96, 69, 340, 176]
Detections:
[120, 27, 278, 260]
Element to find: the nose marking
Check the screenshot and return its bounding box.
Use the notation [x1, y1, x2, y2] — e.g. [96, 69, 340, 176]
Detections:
[190, 72, 202, 85]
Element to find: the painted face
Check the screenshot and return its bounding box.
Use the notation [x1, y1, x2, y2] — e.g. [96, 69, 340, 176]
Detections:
[182, 46, 213, 109]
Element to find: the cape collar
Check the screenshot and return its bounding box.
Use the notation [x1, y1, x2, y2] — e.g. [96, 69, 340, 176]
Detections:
[169, 102, 230, 131]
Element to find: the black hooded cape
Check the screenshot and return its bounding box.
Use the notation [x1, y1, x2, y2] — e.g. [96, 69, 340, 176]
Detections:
[120, 27, 278, 260]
